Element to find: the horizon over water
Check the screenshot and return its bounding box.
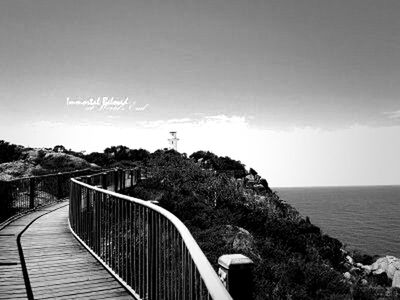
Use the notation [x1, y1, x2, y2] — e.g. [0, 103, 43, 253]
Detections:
[275, 185, 400, 258]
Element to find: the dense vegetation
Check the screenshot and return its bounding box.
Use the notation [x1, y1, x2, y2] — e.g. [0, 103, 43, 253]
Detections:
[0, 141, 150, 179]
[189, 150, 246, 178]
[85, 146, 150, 168]
[0, 140, 23, 163]
[125, 150, 400, 299]
[2, 140, 399, 298]
[0, 141, 92, 179]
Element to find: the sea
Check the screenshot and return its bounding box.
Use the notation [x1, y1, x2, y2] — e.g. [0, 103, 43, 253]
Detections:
[275, 185, 400, 257]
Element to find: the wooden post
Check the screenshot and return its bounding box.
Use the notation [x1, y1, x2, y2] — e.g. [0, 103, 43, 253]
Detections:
[130, 170, 134, 187]
[57, 173, 63, 199]
[86, 176, 92, 209]
[119, 169, 125, 190]
[218, 254, 254, 300]
[101, 173, 108, 190]
[136, 168, 141, 183]
[0, 181, 12, 220]
[29, 178, 35, 209]
[114, 170, 119, 192]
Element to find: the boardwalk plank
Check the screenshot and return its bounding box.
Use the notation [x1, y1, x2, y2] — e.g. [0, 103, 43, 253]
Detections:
[0, 202, 133, 300]
[23, 205, 133, 299]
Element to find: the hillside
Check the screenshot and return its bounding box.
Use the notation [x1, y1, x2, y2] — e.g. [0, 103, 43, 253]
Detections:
[125, 149, 400, 300]
[1, 140, 399, 298]
[0, 141, 94, 180]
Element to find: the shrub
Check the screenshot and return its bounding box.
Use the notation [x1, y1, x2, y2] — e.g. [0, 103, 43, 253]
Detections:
[124, 149, 388, 299]
[0, 140, 23, 163]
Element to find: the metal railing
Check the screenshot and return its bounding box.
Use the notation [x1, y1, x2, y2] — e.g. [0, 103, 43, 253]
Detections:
[69, 169, 232, 300]
[0, 168, 96, 223]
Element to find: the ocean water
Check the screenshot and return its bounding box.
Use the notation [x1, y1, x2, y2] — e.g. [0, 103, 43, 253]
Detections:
[275, 186, 400, 257]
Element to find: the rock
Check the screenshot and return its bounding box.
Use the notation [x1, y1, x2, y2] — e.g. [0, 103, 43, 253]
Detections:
[343, 262, 353, 269]
[393, 270, 400, 288]
[371, 262, 379, 271]
[368, 256, 400, 280]
[387, 263, 397, 279]
[356, 263, 364, 268]
[379, 259, 389, 273]
[361, 279, 368, 286]
[222, 225, 258, 257]
[346, 255, 354, 265]
[344, 272, 351, 280]
[361, 265, 372, 274]
[373, 268, 385, 275]
[260, 179, 272, 193]
[253, 184, 266, 194]
[372, 257, 387, 271]
[350, 267, 362, 275]
[245, 174, 255, 181]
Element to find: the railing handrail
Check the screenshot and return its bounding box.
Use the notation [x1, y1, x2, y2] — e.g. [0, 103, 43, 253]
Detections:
[71, 177, 232, 300]
[0, 167, 97, 183]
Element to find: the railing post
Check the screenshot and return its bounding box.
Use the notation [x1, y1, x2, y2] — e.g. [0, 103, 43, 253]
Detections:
[114, 169, 119, 192]
[119, 169, 125, 190]
[29, 178, 35, 209]
[0, 181, 12, 220]
[218, 254, 254, 300]
[86, 176, 92, 208]
[101, 172, 108, 190]
[136, 168, 141, 183]
[57, 173, 63, 199]
[130, 170, 134, 187]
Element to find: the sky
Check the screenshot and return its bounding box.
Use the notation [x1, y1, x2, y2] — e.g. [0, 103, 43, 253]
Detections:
[0, 0, 399, 187]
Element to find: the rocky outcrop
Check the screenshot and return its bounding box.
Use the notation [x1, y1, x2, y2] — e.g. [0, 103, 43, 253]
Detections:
[342, 254, 400, 288]
[370, 256, 400, 288]
[222, 225, 260, 259]
[393, 271, 400, 289]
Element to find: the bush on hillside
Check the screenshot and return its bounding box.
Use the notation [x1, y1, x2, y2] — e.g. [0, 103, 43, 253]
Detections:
[125, 149, 358, 299]
[190, 150, 246, 178]
[0, 140, 23, 163]
[40, 153, 91, 172]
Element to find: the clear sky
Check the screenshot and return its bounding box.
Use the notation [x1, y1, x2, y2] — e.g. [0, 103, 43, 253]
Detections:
[1, 0, 399, 187]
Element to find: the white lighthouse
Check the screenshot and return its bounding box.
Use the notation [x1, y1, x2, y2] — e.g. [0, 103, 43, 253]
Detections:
[168, 131, 179, 151]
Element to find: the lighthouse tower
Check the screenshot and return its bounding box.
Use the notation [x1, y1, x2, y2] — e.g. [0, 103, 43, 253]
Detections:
[168, 131, 179, 151]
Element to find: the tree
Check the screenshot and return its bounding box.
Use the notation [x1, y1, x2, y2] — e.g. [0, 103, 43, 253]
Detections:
[53, 145, 66, 153]
[85, 152, 113, 167]
[0, 140, 23, 163]
[128, 148, 150, 162]
[190, 150, 246, 178]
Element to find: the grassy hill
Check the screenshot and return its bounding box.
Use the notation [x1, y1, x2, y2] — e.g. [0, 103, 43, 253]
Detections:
[0, 141, 93, 180]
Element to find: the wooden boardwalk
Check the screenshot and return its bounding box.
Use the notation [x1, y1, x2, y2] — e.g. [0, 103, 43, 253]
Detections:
[0, 202, 134, 299]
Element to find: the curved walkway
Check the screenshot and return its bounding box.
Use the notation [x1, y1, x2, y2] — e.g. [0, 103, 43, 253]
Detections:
[0, 202, 134, 299]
